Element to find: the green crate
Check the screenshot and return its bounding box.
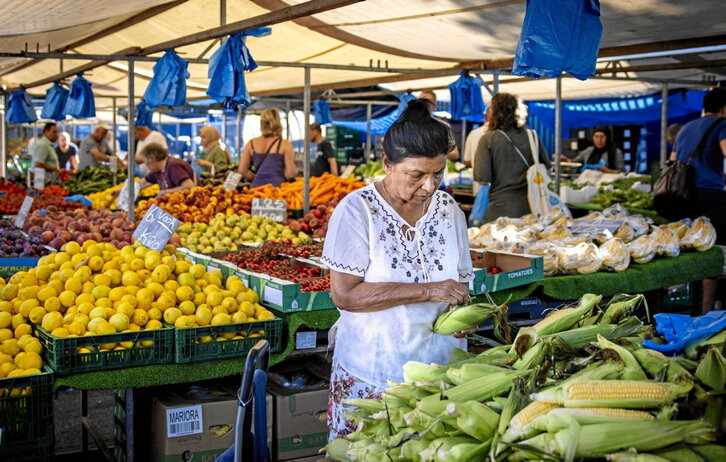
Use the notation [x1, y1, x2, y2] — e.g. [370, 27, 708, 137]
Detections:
[469, 250, 544, 294]
[0, 366, 53, 447]
[171, 318, 283, 363]
[32, 324, 174, 375]
[0, 435, 54, 461]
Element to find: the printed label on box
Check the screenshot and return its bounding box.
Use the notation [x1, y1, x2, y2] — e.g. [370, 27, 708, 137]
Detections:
[263, 285, 283, 307]
[295, 331, 317, 350]
[166, 405, 203, 438]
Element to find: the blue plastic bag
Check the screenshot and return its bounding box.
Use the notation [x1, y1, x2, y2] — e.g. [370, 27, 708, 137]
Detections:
[512, 0, 602, 80]
[5, 88, 37, 123]
[64, 195, 92, 206]
[135, 101, 154, 129]
[207, 27, 271, 109]
[643, 311, 726, 354]
[63, 75, 96, 118]
[578, 159, 605, 172]
[313, 98, 332, 124]
[40, 82, 69, 121]
[143, 50, 189, 107]
[468, 184, 490, 226]
[448, 72, 485, 120]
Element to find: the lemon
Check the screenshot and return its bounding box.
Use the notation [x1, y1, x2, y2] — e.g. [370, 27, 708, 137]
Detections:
[89, 307, 108, 320]
[195, 306, 213, 325]
[188, 264, 205, 279]
[163, 280, 180, 293]
[108, 287, 126, 303]
[91, 285, 111, 300]
[96, 322, 116, 335]
[68, 321, 86, 336]
[0, 362, 17, 378]
[206, 292, 223, 308]
[257, 311, 275, 321]
[19, 273, 38, 288]
[129, 258, 145, 272]
[35, 264, 53, 281]
[122, 271, 140, 287]
[14, 324, 32, 340]
[0, 301, 12, 313]
[125, 285, 140, 296]
[57, 290, 75, 308]
[212, 306, 228, 316]
[144, 255, 162, 271]
[0, 339, 20, 356]
[221, 298, 238, 313]
[117, 303, 135, 318]
[125, 324, 141, 332]
[35, 287, 57, 303]
[176, 286, 194, 302]
[156, 295, 174, 310]
[75, 293, 95, 306]
[47, 279, 65, 295]
[238, 301, 255, 317]
[109, 313, 130, 332]
[0, 284, 19, 301]
[28, 307, 46, 324]
[55, 252, 71, 265]
[174, 261, 191, 275]
[0, 329, 13, 342]
[87, 318, 107, 333]
[147, 308, 162, 321]
[104, 269, 122, 286]
[120, 294, 138, 308]
[211, 313, 231, 326]
[96, 297, 112, 309]
[19, 299, 40, 318]
[136, 288, 154, 308]
[176, 301, 193, 316]
[0, 352, 11, 364]
[131, 309, 148, 327]
[74, 267, 92, 283]
[50, 327, 69, 338]
[163, 307, 182, 325]
[77, 302, 95, 315]
[87, 256, 104, 272]
[23, 340, 42, 355]
[145, 321, 161, 332]
[146, 282, 165, 297]
[65, 277, 82, 295]
[73, 313, 90, 326]
[231, 311, 247, 324]
[11, 314, 25, 330]
[0, 311, 11, 328]
[162, 290, 177, 305]
[228, 281, 246, 294]
[16, 351, 42, 370]
[174, 315, 194, 328]
[151, 266, 168, 284]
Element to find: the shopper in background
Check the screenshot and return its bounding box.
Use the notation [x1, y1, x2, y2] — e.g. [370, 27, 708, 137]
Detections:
[31, 122, 60, 177]
[238, 109, 296, 187]
[666, 123, 683, 146]
[420, 89, 461, 161]
[309, 123, 338, 177]
[564, 127, 625, 173]
[135, 143, 196, 198]
[78, 124, 113, 170]
[196, 126, 232, 172]
[55, 131, 78, 170]
[474, 92, 550, 222]
[322, 99, 472, 440]
[463, 105, 492, 195]
[670, 87, 726, 313]
[134, 125, 168, 177]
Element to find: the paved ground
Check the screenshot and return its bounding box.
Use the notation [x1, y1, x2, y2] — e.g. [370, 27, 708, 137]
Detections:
[55, 388, 116, 458]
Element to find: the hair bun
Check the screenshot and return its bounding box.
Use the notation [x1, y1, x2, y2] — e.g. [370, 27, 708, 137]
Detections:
[401, 99, 433, 122]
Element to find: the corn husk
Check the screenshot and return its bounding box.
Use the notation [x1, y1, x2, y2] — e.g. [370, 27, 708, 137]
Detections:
[531, 379, 681, 408]
[601, 294, 646, 324]
[684, 329, 726, 359]
[596, 334, 648, 380]
[695, 348, 726, 390]
[444, 401, 499, 441]
[432, 303, 502, 336]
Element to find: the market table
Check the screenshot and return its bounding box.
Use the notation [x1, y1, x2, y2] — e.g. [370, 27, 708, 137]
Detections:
[55, 246, 723, 390]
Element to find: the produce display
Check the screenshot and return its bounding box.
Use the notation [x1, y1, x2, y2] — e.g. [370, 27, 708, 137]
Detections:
[355, 160, 385, 180]
[0, 181, 27, 196]
[136, 185, 253, 223]
[198, 164, 242, 187]
[225, 250, 323, 282]
[242, 173, 363, 210]
[287, 202, 337, 238]
[327, 293, 725, 461]
[21, 209, 150, 250]
[0, 196, 87, 215]
[468, 206, 717, 276]
[64, 166, 126, 196]
[1, 240, 275, 347]
[591, 176, 653, 210]
[87, 181, 160, 209]
[41, 185, 68, 196]
[177, 213, 308, 253]
[0, 221, 52, 259]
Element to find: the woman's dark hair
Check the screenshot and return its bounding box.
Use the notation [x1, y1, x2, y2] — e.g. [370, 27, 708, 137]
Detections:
[703, 87, 726, 114]
[382, 99, 453, 163]
[487, 93, 519, 131]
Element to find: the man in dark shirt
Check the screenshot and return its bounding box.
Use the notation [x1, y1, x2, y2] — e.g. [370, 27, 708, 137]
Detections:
[309, 123, 338, 177]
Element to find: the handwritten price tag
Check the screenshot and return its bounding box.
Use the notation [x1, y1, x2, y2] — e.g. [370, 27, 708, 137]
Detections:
[116, 180, 140, 212]
[33, 168, 46, 190]
[14, 196, 34, 228]
[132, 205, 180, 251]
[251, 198, 287, 223]
[223, 172, 242, 191]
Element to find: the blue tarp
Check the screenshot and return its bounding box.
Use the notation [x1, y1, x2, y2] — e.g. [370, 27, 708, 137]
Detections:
[448, 72, 485, 120]
[63, 75, 96, 118]
[513, 0, 602, 80]
[313, 99, 332, 124]
[207, 27, 271, 109]
[40, 82, 69, 121]
[143, 50, 189, 107]
[5, 88, 37, 123]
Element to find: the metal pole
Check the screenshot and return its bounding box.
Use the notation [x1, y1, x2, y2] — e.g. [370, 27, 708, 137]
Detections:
[554, 76, 562, 194]
[236, 106, 242, 159]
[365, 103, 372, 158]
[493, 72, 500, 95]
[112, 97, 118, 185]
[222, 112, 227, 148]
[220, 0, 227, 44]
[660, 83, 669, 169]
[0, 93, 6, 179]
[285, 101, 291, 141]
[127, 60, 136, 222]
[460, 118, 467, 162]
[303, 66, 311, 214]
[157, 111, 163, 136]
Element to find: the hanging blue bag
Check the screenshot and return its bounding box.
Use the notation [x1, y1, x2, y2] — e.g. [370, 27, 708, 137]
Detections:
[207, 27, 271, 109]
[448, 72, 485, 120]
[40, 82, 69, 120]
[643, 311, 726, 354]
[63, 75, 96, 118]
[468, 184, 490, 226]
[135, 101, 154, 128]
[313, 98, 332, 124]
[512, 0, 602, 80]
[5, 88, 37, 123]
[144, 50, 189, 107]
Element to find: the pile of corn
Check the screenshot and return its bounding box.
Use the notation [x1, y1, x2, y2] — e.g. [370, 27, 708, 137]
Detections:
[87, 182, 160, 209]
[327, 293, 726, 461]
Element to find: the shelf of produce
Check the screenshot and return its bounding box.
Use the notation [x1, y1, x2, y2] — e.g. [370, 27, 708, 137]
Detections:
[568, 202, 665, 223]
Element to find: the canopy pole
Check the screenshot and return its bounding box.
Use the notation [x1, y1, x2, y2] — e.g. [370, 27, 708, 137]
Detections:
[0, 93, 6, 179]
[127, 60, 136, 223]
[460, 118, 467, 162]
[222, 112, 227, 148]
[157, 111, 163, 136]
[554, 76, 562, 194]
[303, 66, 311, 214]
[112, 96, 118, 186]
[365, 103, 372, 158]
[236, 106, 242, 159]
[493, 72, 500, 95]
[285, 101, 291, 140]
[660, 83, 669, 169]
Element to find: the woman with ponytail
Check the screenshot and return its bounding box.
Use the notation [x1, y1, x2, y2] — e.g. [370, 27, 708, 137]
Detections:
[320, 99, 473, 440]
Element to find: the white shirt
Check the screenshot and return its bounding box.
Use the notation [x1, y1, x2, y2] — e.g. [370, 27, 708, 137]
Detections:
[136, 131, 167, 176]
[321, 184, 473, 388]
[465, 124, 488, 195]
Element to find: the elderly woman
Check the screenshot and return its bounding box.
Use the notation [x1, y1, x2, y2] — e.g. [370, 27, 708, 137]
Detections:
[321, 99, 472, 440]
[196, 126, 232, 172]
[136, 143, 196, 197]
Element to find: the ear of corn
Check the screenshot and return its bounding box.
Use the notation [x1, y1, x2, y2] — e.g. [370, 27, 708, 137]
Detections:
[501, 401, 559, 442]
[633, 348, 693, 384]
[418, 436, 481, 462]
[513, 339, 550, 370]
[601, 294, 646, 324]
[605, 451, 671, 461]
[444, 401, 500, 442]
[695, 348, 726, 390]
[534, 293, 602, 336]
[532, 380, 681, 409]
[403, 361, 452, 384]
[655, 444, 726, 461]
[684, 329, 726, 358]
[520, 420, 716, 458]
[325, 438, 351, 461]
[443, 370, 528, 403]
[432, 303, 500, 335]
[445, 363, 509, 385]
[597, 334, 648, 380]
[529, 407, 654, 433]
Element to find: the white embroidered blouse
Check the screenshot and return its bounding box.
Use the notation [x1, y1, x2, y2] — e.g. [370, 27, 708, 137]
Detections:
[321, 183, 474, 388]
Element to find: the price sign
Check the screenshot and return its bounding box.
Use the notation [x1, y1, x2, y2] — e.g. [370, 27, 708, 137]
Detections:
[14, 196, 34, 228]
[223, 172, 242, 191]
[116, 179, 141, 212]
[33, 168, 46, 190]
[251, 198, 287, 223]
[570, 220, 624, 235]
[132, 204, 180, 251]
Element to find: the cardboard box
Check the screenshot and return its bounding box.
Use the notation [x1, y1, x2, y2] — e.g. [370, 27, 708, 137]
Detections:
[281, 456, 324, 462]
[469, 250, 544, 295]
[269, 385, 329, 460]
[150, 385, 272, 462]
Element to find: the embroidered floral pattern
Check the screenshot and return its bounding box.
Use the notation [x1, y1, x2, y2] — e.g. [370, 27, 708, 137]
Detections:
[327, 361, 382, 440]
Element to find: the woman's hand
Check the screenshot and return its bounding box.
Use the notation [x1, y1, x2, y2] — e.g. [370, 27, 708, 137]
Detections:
[242, 171, 255, 181]
[424, 279, 469, 306]
[452, 327, 477, 339]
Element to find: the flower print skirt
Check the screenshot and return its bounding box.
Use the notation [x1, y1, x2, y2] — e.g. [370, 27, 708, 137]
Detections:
[327, 360, 382, 441]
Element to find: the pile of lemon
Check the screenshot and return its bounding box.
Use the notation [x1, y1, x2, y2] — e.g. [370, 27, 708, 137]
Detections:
[0, 239, 276, 355]
[0, 299, 43, 380]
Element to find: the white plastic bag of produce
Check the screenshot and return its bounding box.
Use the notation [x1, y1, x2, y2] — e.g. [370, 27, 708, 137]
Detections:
[680, 216, 717, 252]
[557, 242, 602, 274]
[651, 226, 680, 258]
[627, 234, 657, 264]
[599, 238, 631, 272]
